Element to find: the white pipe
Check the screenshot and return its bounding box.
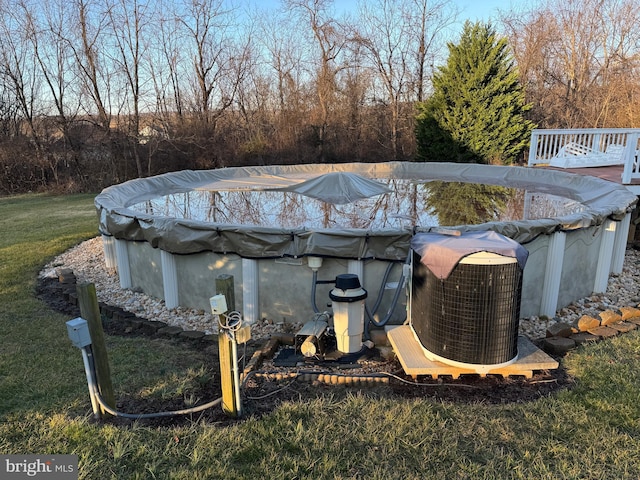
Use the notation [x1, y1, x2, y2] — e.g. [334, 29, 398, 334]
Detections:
[161, 250, 179, 309]
[611, 213, 631, 274]
[242, 258, 258, 324]
[114, 239, 132, 289]
[347, 260, 364, 284]
[231, 335, 242, 417]
[594, 219, 616, 293]
[540, 231, 566, 318]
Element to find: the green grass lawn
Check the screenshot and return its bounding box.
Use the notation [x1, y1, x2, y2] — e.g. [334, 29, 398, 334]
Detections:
[1, 193, 640, 479]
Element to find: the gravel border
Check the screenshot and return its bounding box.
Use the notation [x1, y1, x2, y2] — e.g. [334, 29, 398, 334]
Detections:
[39, 237, 640, 341]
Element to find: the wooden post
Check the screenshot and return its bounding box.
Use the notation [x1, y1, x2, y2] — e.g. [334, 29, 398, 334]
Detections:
[215, 274, 235, 312]
[218, 332, 239, 417]
[76, 283, 115, 417]
[214, 275, 240, 416]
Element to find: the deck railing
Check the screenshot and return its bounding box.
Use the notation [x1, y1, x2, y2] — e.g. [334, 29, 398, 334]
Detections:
[528, 128, 640, 184]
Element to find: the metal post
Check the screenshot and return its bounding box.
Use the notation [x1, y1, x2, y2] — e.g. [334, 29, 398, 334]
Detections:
[594, 219, 616, 293]
[114, 239, 132, 289]
[161, 250, 179, 309]
[242, 259, 258, 324]
[101, 235, 117, 272]
[611, 213, 631, 275]
[540, 231, 566, 318]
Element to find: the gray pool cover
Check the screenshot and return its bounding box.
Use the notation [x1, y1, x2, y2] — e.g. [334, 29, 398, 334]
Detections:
[95, 162, 637, 261]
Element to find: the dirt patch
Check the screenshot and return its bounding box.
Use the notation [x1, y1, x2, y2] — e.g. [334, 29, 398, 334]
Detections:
[36, 275, 573, 427]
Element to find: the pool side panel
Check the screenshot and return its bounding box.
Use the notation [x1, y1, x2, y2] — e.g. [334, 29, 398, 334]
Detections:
[557, 226, 600, 308]
[175, 252, 243, 313]
[128, 242, 163, 300]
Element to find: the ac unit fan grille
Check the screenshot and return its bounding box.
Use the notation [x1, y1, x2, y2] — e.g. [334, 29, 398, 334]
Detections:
[411, 255, 523, 366]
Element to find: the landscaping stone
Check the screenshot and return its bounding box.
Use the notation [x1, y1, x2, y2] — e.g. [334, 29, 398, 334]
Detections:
[627, 317, 640, 326]
[57, 268, 76, 284]
[40, 237, 640, 352]
[570, 332, 600, 345]
[587, 326, 619, 339]
[609, 321, 637, 333]
[619, 306, 640, 321]
[180, 330, 205, 340]
[127, 317, 145, 330]
[542, 336, 576, 354]
[599, 309, 622, 326]
[158, 325, 183, 337]
[201, 334, 218, 343]
[546, 322, 573, 338]
[139, 320, 166, 335]
[576, 314, 600, 332]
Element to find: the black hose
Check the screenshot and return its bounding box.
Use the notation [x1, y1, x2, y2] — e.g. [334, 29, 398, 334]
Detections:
[365, 253, 412, 330]
[311, 270, 320, 314]
[370, 261, 395, 315]
[311, 270, 337, 314]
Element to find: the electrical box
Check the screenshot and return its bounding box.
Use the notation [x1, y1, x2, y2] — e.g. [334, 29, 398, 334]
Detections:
[235, 325, 251, 344]
[209, 294, 228, 315]
[66, 317, 92, 348]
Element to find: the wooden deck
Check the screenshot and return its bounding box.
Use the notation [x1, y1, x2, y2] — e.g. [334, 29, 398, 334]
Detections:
[527, 129, 640, 195]
[386, 325, 558, 379]
[541, 164, 640, 188]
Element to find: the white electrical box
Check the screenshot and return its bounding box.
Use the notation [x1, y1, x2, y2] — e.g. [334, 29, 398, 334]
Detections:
[209, 294, 228, 315]
[66, 317, 92, 348]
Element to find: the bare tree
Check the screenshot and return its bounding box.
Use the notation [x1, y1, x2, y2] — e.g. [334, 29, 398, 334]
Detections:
[256, 10, 311, 161]
[25, 0, 86, 179]
[151, 3, 186, 121]
[407, 0, 456, 102]
[66, 0, 113, 131]
[0, 2, 41, 141]
[355, 0, 454, 160]
[286, 0, 352, 162]
[177, 0, 248, 130]
[502, 0, 640, 128]
[106, 0, 153, 177]
[0, 0, 53, 188]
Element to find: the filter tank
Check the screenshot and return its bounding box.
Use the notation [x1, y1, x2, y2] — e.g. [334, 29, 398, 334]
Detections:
[330, 274, 367, 354]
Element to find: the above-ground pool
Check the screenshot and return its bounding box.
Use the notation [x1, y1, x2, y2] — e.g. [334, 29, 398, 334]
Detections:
[95, 162, 637, 325]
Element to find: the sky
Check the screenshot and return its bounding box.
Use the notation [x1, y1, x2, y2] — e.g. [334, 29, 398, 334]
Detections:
[260, 0, 517, 21]
[259, 0, 524, 38]
[454, 0, 515, 21]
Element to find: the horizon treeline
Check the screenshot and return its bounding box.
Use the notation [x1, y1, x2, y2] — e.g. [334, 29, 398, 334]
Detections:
[0, 0, 638, 194]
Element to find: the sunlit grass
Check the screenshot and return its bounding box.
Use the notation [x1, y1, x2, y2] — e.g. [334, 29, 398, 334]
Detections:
[1, 193, 640, 479]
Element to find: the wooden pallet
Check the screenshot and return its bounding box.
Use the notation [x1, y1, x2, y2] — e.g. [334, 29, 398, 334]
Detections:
[386, 325, 558, 379]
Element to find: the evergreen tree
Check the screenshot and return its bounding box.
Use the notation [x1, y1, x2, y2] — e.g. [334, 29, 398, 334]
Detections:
[424, 181, 514, 226]
[415, 21, 534, 165]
